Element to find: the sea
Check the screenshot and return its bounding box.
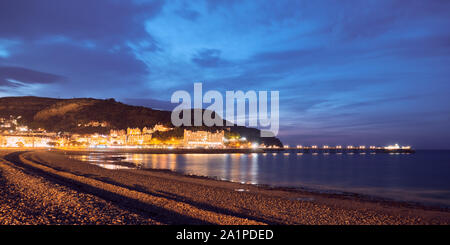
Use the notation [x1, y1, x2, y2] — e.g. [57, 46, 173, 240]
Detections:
[70, 150, 450, 208]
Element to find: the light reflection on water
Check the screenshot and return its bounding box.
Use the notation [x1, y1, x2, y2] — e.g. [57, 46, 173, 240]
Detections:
[70, 150, 450, 207]
[95, 164, 130, 170]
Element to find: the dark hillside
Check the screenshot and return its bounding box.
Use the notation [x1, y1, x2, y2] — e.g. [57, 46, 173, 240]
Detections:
[0, 96, 282, 146]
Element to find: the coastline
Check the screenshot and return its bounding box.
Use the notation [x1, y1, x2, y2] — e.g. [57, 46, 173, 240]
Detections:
[1, 149, 449, 225]
[64, 149, 450, 210]
[140, 167, 450, 212]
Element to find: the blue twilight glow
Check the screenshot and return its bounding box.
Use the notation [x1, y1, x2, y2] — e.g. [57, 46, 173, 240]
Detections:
[0, 0, 449, 148]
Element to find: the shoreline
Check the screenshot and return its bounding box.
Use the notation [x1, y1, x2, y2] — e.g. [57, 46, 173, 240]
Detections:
[139, 167, 450, 213]
[1, 149, 449, 224]
[64, 149, 450, 211]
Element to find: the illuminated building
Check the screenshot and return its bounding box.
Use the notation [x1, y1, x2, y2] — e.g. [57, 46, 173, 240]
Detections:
[153, 124, 172, 132]
[88, 134, 108, 146]
[183, 129, 224, 148]
[126, 127, 152, 145]
[110, 129, 126, 137]
[126, 128, 141, 145]
[142, 127, 152, 134]
[78, 121, 109, 127]
[0, 135, 52, 148]
[127, 128, 141, 135]
[17, 126, 28, 132]
[109, 129, 126, 145]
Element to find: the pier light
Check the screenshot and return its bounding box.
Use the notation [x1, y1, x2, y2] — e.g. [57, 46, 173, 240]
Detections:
[336, 145, 342, 149]
[347, 145, 354, 149]
[296, 145, 303, 149]
[312, 145, 318, 149]
[323, 145, 329, 149]
[385, 144, 400, 150]
[359, 146, 366, 149]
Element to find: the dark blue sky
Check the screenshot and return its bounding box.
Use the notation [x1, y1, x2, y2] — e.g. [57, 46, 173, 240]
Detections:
[1, 0, 449, 149]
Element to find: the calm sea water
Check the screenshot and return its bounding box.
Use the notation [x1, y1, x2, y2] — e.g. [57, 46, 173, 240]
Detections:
[71, 150, 450, 208]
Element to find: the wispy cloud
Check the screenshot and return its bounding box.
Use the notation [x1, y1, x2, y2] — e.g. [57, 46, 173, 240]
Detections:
[0, 66, 64, 87]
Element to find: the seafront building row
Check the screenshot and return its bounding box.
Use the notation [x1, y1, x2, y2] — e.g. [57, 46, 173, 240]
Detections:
[0, 122, 230, 149]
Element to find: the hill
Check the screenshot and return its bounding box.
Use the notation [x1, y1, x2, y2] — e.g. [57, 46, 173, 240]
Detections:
[0, 96, 283, 147]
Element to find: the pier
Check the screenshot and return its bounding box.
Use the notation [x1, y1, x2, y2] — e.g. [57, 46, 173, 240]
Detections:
[279, 145, 415, 154]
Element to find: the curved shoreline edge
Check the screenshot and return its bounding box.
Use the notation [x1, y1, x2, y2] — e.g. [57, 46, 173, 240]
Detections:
[1, 149, 449, 225]
[139, 167, 450, 212]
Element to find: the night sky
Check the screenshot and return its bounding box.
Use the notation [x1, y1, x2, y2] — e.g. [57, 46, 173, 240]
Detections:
[1, 0, 449, 149]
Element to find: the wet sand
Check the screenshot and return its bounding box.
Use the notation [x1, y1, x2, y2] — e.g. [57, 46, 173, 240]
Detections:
[1, 149, 449, 225]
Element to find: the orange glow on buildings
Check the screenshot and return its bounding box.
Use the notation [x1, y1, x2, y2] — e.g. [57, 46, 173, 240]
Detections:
[0, 135, 53, 148]
[183, 129, 225, 148]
